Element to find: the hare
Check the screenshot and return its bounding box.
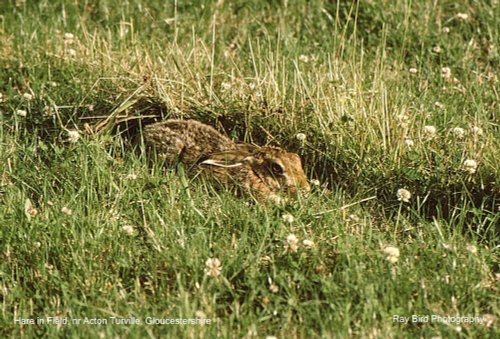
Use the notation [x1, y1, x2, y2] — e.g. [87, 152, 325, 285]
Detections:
[143, 119, 310, 200]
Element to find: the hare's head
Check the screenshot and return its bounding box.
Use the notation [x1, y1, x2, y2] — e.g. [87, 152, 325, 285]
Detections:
[199, 146, 310, 199]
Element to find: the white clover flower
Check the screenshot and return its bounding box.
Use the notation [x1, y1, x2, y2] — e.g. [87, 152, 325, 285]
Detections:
[64, 32, 74, 41]
[61, 206, 73, 216]
[432, 46, 442, 53]
[24, 198, 38, 220]
[471, 126, 483, 136]
[67, 130, 81, 143]
[456, 13, 469, 20]
[298, 54, 310, 63]
[441, 67, 452, 79]
[282, 213, 295, 224]
[382, 246, 400, 263]
[451, 127, 465, 138]
[483, 314, 496, 328]
[43, 106, 55, 117]
[404, 138, 414, 147]
[295, 133, 306, 142]
[463, 159, 478, 174]
[466, 244, 477, 254]
[268, 194, 283, 205]
[348, 214, 360, 222]
[221, 82, 232, 91]
[195, 310, 207, 320]
[205, 258, 222, 277]
[121, 225, 136, 236]
[409, 68, 418, 74]
[423, 125, 437, 137]
[16, 109, 27, 117]
[22, 93, 33, 101]
[259, 255, 273, 265]
[269, 283, 279, 293]
[302, 239, 315, 249]
[34, 241, 42, 249]
[396, 113, 410, 128]
[397, 188, 411, 203]
[286, 234, 299, 253]
[442, 27, 450, 34]
[310, 179, 320, 187]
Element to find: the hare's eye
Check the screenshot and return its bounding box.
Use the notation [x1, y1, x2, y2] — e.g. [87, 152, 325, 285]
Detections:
[271, 162, 284, 176]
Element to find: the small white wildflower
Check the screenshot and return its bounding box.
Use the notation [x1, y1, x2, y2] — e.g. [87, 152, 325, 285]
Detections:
[465, 244, 477, 254]
[43, 106, 55, 116]
[205, 258, 222, 277]
[0, 93, 3, 102]
[434, 101, 444, 108]
[442, 27, 450, 34]
[16, 109, 27, 117]
[67, 130, 81, 143]
[24, 198, 38, 220]
[221, 82, 232, 91]
[68, 48, 77, 57]
[482, 314, 496, 328]
[34, 241, 42, 249]
[456, 13, 469, 20]
[259, 255, 273, 265]
[432, 46, 442, 53]
[195, 310, 207, 320]
[397, 188, 411, 203]
[310, 179, 320, 187]
[348, 214, 360, 222]
[451, 127, 465, 138]
[125, 173, 138, 180]
[463, 159, 478, 174]
[268, 194, 283, 205]
[61, 206, 73, 216]
[441, 67, 452, 79]
[266, 336, 278, 339]
[22, 93, 33, 101]
[48, 81, 58, 87]
[295, 133, 306, 142]
[396, 113, 410, 128]
[404, 138, 414, 147]
[121, 225, 136, 236]
[298, 54, 310, 63]
[64, 32, 74, 41]
[282, 213, 295, 224]
[471, 126, 483, 136]
[423, 125, 437, 137]
[382, 246, 400, 263]
[247, 82, 256, 91]
[286, 234, 299, 253]
[409, 68, 418, 74]
[269, 283, 279, 293]
[302, 239, 315, 249]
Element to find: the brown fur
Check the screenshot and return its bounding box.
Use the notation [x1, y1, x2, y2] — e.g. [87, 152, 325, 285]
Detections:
[143, 119, 310, 199]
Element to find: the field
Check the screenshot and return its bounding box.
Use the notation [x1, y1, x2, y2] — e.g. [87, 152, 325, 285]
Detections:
[0, 0, 498, 337]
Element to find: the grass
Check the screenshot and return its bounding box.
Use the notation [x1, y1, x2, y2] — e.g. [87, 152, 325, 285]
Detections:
[0, 0, 498, 337]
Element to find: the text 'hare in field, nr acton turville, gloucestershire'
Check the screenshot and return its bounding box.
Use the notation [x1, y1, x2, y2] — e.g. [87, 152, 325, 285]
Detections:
[143, 119, 310, 201]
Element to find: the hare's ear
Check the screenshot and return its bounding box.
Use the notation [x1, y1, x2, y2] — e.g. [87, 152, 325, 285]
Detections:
[200, 159, 243, 168]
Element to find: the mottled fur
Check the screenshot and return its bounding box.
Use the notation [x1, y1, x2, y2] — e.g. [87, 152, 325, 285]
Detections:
[143, 119, 236, 165]
[143, 119, 310, 199]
